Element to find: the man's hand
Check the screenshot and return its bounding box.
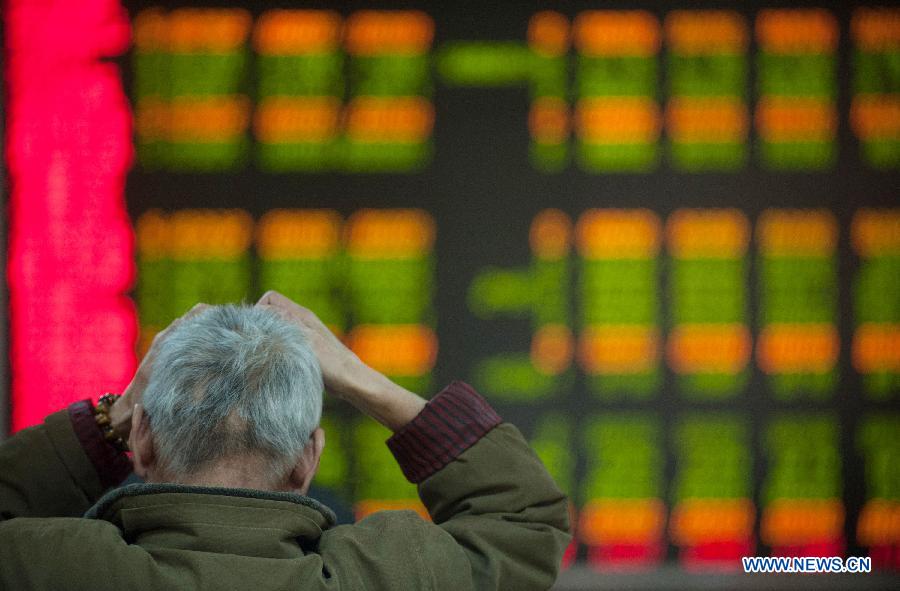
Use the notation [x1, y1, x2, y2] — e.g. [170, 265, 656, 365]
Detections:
[257, 291, 426, 431]
[255, 291, 372, 401]
[109, 303, 209, 442]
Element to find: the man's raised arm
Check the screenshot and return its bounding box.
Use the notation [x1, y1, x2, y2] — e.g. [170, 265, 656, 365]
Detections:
[0, 304, 206, 521]
[258, 291, 572, 590]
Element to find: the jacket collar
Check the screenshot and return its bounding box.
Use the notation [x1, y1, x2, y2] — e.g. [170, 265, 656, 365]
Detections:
[85, 483, 337, 558]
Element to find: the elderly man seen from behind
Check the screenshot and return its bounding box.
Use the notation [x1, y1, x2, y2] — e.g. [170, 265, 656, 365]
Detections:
[0, 292, 570, 590]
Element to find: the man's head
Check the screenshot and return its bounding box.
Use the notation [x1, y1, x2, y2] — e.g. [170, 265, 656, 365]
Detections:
[130, 304, 325, 493]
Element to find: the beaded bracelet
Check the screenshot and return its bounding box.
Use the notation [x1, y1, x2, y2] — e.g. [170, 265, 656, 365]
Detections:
[94, 393, 129, 452]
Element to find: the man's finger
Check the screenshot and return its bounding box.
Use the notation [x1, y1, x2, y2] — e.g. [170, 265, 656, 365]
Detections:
[257, 290, 287, 307]
[258, 302, 291, 320]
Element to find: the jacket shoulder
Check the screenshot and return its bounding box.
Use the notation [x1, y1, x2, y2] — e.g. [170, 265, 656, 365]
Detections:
[0, 517, 154, 590]
[0, 514, 124, 548]
[318, 511, 474, 591]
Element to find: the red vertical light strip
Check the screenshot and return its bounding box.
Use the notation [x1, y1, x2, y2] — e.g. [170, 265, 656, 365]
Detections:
[5, 0, 136, 430]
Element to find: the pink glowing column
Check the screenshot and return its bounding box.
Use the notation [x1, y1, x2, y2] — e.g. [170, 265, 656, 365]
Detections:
[5, 0, 137, 430]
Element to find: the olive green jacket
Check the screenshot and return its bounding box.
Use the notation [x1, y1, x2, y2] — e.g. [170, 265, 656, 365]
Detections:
[0, 404, 570, 590]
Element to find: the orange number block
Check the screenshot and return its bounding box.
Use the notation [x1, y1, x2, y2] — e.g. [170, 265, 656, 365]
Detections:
[253, 10, 341, 54]
[576, 209, 661, 259]
[576, 98, 661, 144]
[530, 324, 574, 376]
[579, 326, 659, 375]
[528, 11, 570, 57]
[853, 324, 900, 373]
[756, 97, 837, 143]
[757, 323, 839, 374]
[138, 209, 253, 260]
[666, 10, 747, 54]
[345, 97, 434, 143]
[254, 97, 341, 143]
[668, 324, 751, 375]
[851, 96, 900, 141]
[134, 8, 252, 53]
[256, 209, 341, 259]
[758, 209, 837, 256]
[761, 499, 844, 546]
[574, 10, 659, 57]
[137, 97, 250, 143]
[852, 8, 900, 52]
[346, 209, 435, 259]
[756, 9, 838, 53]
[529, 208, 573, 260]
[857, 500, 900, 546]
[529, 98, 570, 145]
[344, 11, 433, 56]
[852, 209, 900, 257]
[579, 499, 666, 545]
[666, 98, 748, 143]
[670, 498, 755, 546]
[667, 209, 749, 259]
[348, 324, 437, 376]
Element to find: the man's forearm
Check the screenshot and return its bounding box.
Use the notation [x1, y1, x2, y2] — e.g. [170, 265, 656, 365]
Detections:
[340, 368, 427, 432]
[382, 382, 571, 590]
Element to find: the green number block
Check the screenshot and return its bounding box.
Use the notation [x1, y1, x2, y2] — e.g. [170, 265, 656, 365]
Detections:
[530, 54, 568, 99]
[474, 355, 570, 401]
[167, 52, 247, 97]
[858, 415, 900, 501]
[671, 258, 746, 324]
[351, 54, 430, 97]
[152, 140, 250, 172]
[853, 50, 900, 95]
[761, 257, 836, 324]
[758, 53, 835, 97]
[134, 51, 167, 98]
[258, 53, 343, 97]
[764, 415, 841, 502]
[583, 414, 662, 500]
[137, 258, 174, 327]
[577, 142, 659, 172]
[530, 141, 569, 172]
[577, 56, 656, 97]
[257, 141, 336, 172]
[258, 258, 344, 328]
[581, 259, 657, 325]
[353, 419, 418, 501]
[760, 140, 835, 170]
[679, 373, 748, 399]
[469, 268, 534, 317]
[669, 54, 745, 97]
[437, 42, 533, 86]
[530, 415, 574, 495]
[314, 416, 349, 497]
[674, 415, 750, 500]
[855, 256, 900, 323]
[860, 138, 900, 169]
[533, 258, 569, 326]
[169, 258, 251, 314]
[346, 257, 434, 324]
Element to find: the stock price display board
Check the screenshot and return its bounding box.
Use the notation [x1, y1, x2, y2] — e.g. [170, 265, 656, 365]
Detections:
[124, 0, 899, 573]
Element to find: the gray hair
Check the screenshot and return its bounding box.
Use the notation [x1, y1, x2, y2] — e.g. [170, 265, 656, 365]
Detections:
[142, 304, 323, 480]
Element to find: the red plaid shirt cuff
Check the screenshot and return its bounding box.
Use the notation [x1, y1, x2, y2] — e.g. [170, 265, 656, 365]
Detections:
[387, 381, 502, 483]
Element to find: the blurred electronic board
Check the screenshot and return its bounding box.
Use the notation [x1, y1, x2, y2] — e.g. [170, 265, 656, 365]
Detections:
[5, 0, 899, 578]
